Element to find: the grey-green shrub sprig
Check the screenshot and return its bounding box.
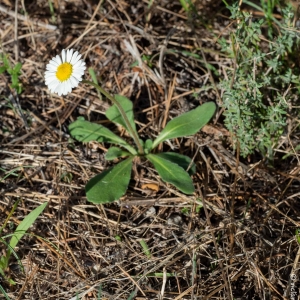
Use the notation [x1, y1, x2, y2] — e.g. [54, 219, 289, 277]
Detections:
[220, 2, 300, 158]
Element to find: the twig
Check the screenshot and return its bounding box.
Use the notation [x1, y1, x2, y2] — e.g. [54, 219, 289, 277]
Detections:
[0, 4, 57, 30]
[200, 188, 233, 300]
[14, 0, 19, 62]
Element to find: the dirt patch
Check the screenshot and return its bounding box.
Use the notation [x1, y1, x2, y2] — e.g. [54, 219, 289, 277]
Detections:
[0, 0, 300, 299]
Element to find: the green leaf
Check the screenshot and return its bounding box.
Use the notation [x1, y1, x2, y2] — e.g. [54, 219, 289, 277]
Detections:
[105, 147, 130, 160]
[11, 74, 18, 86]
[85, 157, 133, 204]
[138, 139, 144, 148]
[144, 139, 153, 154]
[0, 66, 7, 74]
[152, 102, 216, 149]
[0, 239, 11, 273]
[146, 154, 194, 194]
[115, 235, 122, 241]
[139, 239, 151, 258]
[69, 119, 137, 155]
[7, 202, 48, 257]
[130, 60, 139, 68]
[0, 255, 7, 271]
[13, 62, 22, 74]
[155, 152, 196, 175]
[105, 95, 138, 139]
[7, 278, 15, 285]
[196, 204, 202, 213]
[15, 85, 23, 94]
[0, 283, 12, 300]
[179, 0, 190, 12]
[2, 55, 10, 68]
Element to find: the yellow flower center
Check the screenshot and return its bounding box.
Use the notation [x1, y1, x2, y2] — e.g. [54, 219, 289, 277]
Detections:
[56, 63, 73, 81]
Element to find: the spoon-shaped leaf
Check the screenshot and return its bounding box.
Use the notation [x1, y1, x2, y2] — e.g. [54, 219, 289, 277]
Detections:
[69, 118, 136, 155]
[155, 152, 196, 176]
[86, 156, 134, 204]
[146, 154, 194, 194]
[152, 102, 216, 149]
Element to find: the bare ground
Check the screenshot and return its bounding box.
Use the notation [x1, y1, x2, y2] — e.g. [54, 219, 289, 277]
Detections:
[0, 0, 300, 299]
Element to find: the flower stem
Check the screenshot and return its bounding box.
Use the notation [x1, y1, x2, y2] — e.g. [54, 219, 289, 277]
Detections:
[83, 80, 144, 155]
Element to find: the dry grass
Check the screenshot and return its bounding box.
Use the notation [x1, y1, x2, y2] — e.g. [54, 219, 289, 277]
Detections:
[0, 0, 300, 299]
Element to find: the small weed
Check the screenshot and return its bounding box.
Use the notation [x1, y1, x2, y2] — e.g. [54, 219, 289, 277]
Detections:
[181, 204, 202, 215]
[295, 229, 300, 244]
[48, 0, 57, 24]
[66, 75, 215, 204]
[115, 235, 122, 242]
[139, 239, 151, 258]
[0, 166, 34, 183]
[60, 172, 73, 183]
[0, 52, 23, 94]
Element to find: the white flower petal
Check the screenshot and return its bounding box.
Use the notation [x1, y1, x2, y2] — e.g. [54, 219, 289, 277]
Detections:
[68, 77, 74, 89]
[60, 84, 66, 95]
[46, 79, 57, 86]
[61, 49, 66, 62]
[57, 84, 64, 96]
[45, 77, 55, 84]
[73, 60, 85, 69]
[53, 55, 62, 65]
[72, 71, 84, 79]
[71, 52, 81, 65]
[49, 81, 60, 91]
[69, 76, 79, 87]
[78, 65, 86, 71]
[66, 49, 73, 62]
[46, 64, 57, 72]
[50, 59, 59, 66]
[62, 82, 68, 95]
[45, 72, 56, 79]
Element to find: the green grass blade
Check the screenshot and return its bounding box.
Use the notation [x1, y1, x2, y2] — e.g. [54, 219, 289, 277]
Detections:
[139, 239, 151, 258]
[0, 284, 11, 300]
[8, 202, 48, 256]
[0, 199, 20, 234]
[127, 290, 136, 300]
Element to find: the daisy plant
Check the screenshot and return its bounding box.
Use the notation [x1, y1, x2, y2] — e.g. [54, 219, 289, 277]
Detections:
[45, 49, 216, 204]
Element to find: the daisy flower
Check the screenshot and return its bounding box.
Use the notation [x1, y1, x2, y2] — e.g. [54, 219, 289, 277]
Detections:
[45, 49, 86, 96]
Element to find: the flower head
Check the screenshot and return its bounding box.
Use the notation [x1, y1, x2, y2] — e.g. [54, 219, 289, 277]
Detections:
[45, 49, 86, 96]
